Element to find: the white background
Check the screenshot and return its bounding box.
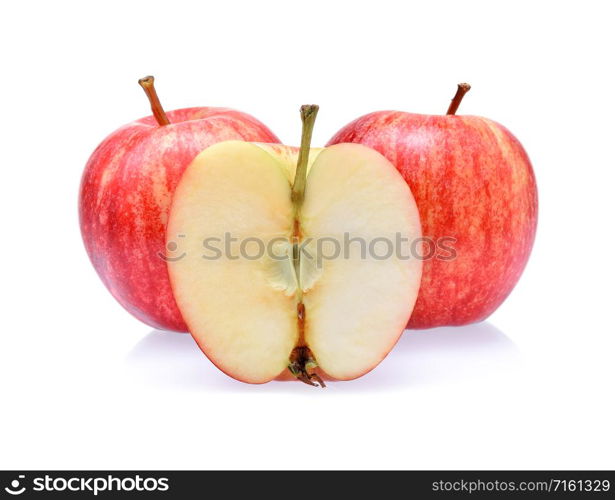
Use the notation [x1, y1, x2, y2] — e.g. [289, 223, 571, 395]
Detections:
[1, 0, 613, 470]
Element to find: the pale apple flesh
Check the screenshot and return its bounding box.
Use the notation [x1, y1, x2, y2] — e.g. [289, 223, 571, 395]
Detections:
[167, 141, 422, 384]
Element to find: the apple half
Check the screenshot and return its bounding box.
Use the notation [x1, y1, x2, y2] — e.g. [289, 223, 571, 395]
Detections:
[167, 106, 422, 386]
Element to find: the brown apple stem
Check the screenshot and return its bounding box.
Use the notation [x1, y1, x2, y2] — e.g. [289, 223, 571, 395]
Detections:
[138, 75, 170, 126]
[291, 104, 319, 207]
[446, 83, 471, 115]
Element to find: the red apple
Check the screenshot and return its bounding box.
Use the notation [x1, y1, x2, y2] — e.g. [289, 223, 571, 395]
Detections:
[327, 84, 538, 328]
[166, 106, 422, 385]
[79, 76, 279, 331]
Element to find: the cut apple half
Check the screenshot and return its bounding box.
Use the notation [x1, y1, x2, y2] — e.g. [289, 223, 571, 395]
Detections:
[167, 106, 422, 386]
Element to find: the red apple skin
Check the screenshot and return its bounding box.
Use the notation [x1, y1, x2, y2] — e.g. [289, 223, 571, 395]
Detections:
[79, 107, 279, 331]
[328, 112, 538, 328]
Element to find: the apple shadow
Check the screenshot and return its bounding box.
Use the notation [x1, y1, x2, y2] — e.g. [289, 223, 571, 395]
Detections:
[125, 321, 522, 394]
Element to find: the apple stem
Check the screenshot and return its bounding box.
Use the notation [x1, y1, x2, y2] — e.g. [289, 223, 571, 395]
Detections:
[446, 83, 471, 115]
[291, 104, 319, 207]
[138, 75, 171, 126]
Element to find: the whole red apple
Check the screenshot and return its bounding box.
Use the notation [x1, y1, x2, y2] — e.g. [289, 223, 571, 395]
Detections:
[327, 84, 538, 328]
[79, 76, 279, 331]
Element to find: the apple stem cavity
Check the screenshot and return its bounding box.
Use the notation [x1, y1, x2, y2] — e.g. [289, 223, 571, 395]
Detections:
[138, 75, 171, 126]
[446, 83, 471, 115]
